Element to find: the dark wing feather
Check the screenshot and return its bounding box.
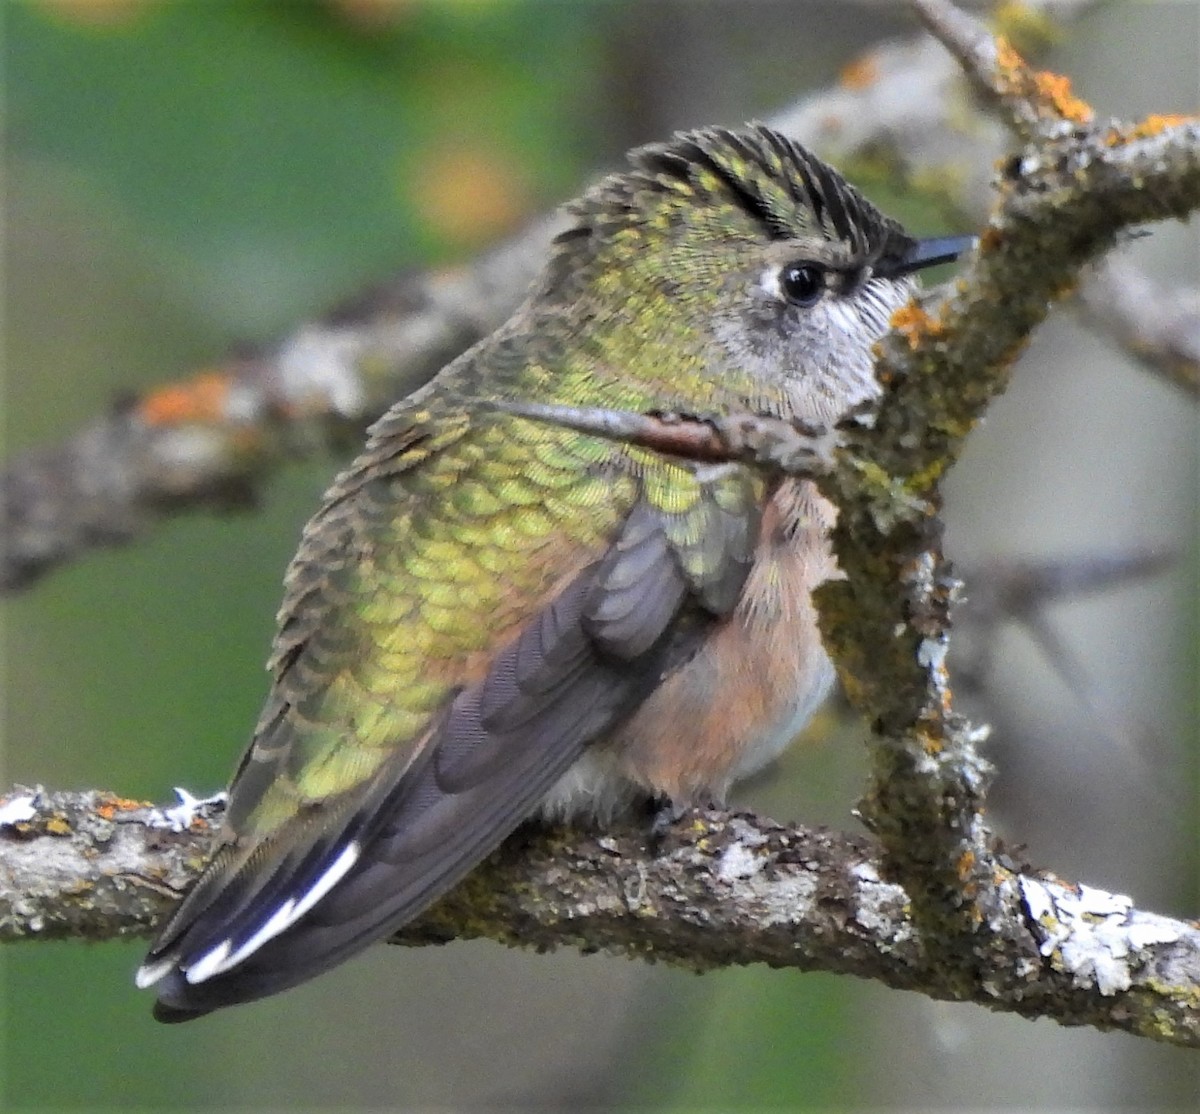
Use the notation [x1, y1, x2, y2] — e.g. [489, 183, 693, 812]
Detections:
[148, 486, 752, 1021]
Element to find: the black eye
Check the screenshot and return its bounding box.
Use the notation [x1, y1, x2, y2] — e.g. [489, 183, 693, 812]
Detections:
[780, 262, 825, 307]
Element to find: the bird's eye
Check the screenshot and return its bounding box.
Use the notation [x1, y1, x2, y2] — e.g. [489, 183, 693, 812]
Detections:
[780, 262, 825, 307]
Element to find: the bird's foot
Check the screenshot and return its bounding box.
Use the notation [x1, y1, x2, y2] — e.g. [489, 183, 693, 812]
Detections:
[645, 794, 720, 853]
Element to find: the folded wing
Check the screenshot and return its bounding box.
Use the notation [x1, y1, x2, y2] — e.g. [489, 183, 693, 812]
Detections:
[139, 399, 763, 1020]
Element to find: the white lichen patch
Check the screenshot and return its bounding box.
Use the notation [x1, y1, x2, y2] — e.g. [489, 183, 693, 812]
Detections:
[850, 860, 882, 884]
[745, 871, 819, 928]
[1019, 875, 1186, 996]
[157, 427, 231, 474]
[621, 862, 649, 911]
[148, 787, 228, 833]
[0, 794, 37, 826]
[276, 326, 368, 418]
[224, 378, 266, 424]
[916, 635, 948, 671]
[850, 861, 911, 945]
[717, 842, 763, 883]
[1127, 914, 1186, 950]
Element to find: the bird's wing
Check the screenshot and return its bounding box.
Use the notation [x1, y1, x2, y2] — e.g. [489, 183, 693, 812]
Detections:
[140, 396, 763, 1020]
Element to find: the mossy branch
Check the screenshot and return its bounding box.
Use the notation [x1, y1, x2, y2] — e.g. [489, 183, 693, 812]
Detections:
[3, 786, 1199, 1048]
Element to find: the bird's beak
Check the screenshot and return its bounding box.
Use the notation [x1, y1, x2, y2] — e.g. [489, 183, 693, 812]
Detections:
[877, 233, 977, 279]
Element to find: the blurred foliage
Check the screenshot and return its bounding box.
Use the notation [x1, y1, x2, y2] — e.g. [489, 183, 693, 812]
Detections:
[7, 0, 600, 329]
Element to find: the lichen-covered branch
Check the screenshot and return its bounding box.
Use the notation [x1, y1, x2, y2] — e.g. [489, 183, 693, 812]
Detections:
[795, 0, 1199, 1024]
[3, 786, 1198, 1048]
[0, 219, 569, 592]
[5, 0, 1195, 593]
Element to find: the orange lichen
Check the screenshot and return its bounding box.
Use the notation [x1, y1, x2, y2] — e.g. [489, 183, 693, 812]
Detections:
[995, 37, 1094, 124]
[1048, 272, 1081, 303]
[957, 848, 977, 882]
[839, 53, 879, 92]
[1105, 113, 1198, 146]
[890, 303, 944, 351]
[138, 371, 233, 427]
[1032, 70, 1094, 124]
[994, 38, 1029, 85]
[916, 728, 944, 756]
[95, 794, 149, 820]
[979, 225, 1004, 252]
[940, 681, 954, 719]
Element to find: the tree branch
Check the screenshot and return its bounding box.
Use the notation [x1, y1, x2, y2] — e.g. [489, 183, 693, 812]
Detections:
[792, 0, 1198, 1029]
[1078, 256, 1200, 396]
[3, 786, 1197, 1048]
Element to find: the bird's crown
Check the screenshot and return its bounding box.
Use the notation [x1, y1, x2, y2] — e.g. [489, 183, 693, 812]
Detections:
[551, 123, 916, 272]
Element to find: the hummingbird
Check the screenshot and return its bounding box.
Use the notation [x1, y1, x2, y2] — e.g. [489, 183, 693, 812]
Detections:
[137, 124, 972, 1020]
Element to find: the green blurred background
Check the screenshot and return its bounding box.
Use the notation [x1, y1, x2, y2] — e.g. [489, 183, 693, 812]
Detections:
[4, 1, 1197, 1109]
